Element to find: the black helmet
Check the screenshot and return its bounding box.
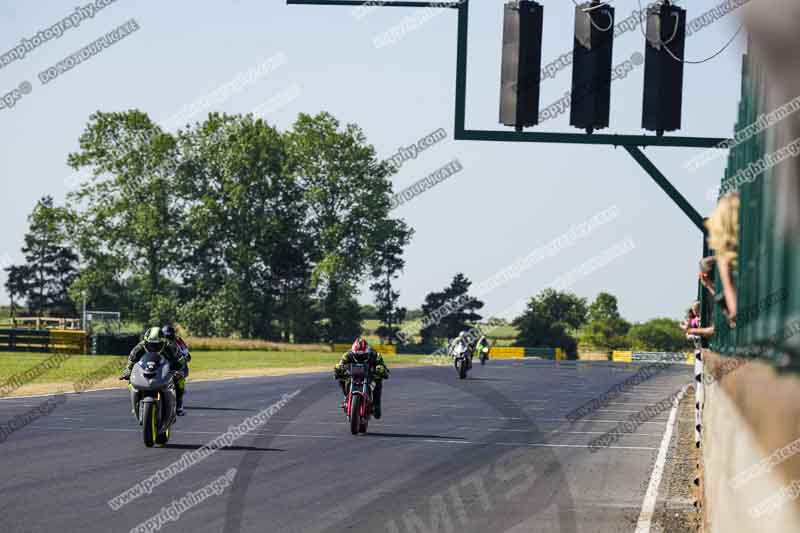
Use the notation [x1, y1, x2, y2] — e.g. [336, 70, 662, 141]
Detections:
[161, 325, 176, 341]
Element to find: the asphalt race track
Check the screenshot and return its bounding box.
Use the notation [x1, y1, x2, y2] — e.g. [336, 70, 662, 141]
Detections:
[0, 360, 691, 533]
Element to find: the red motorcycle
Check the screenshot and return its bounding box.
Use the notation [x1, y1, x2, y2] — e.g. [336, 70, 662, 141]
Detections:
[344, 361, 373, 435]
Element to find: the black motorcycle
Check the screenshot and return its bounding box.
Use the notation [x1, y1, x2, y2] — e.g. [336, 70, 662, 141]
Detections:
[128, 351, 178, 447]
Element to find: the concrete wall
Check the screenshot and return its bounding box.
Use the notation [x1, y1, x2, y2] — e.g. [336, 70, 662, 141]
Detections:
[701, 351, 800, 532]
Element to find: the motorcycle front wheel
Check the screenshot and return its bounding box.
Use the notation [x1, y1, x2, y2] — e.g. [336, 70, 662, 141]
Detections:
[143, 402, 157, 447]
[156, 426, 170, 445]
[349, 395, 361, 435]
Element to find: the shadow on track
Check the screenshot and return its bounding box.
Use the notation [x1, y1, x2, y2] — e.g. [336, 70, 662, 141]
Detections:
[163, 443, 285, 452]
[364, 432, 467, 440]
[185, 406, 259, 412]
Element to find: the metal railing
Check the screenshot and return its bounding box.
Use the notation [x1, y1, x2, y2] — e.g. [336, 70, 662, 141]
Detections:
[710, 48, 799, 371]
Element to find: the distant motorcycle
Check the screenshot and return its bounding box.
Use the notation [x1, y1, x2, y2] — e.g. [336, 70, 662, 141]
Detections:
[344, 359, 374, 435]
[479, 345, 489, 366]
[129, 351, 178, 447]
[452, 342, 471, 379]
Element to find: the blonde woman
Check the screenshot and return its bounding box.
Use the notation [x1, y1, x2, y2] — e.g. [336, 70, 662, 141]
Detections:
[705, 193, 740, 323]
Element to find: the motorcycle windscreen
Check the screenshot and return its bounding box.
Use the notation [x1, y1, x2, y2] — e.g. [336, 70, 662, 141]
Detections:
[139, 352, 165, 377]
[349, 363, 367, 381]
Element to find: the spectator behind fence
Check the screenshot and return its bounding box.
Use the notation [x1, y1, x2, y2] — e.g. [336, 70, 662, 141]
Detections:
[690, 300, 700, 328]
[680, 301, 699, 329]
[699, 256, 716, 296]
[705, 193, 740, 324]
[682, 299, 714, 340]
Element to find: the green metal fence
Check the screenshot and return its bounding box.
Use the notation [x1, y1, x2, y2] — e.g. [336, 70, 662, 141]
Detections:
[710, 49, 800, 371]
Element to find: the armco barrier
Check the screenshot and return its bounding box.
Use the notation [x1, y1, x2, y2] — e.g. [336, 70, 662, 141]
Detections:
[0, 328, 87, 354]
[632, 352, 693, 364]
[488, 346, 525, 359]
[612, 351, 633, 362]
[523, 347, 555, 358]
[49, 329, 87, 354]
[611, 351, 693, 365]
[391, 344, 560, 358]
[0, 329, 50, 352]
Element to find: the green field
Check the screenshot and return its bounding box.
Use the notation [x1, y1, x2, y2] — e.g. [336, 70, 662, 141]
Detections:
[0, 350, 431, 388]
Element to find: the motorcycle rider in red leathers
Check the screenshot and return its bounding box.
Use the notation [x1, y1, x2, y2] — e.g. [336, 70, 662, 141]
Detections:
[334, 338, 389, 419]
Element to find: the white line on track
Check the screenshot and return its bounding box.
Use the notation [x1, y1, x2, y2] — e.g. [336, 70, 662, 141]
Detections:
[494, 442, 658, 451]
[465, 428, 664, 437]
[421, 415, 669, 425]
[633, 385, 688, 533]
[570, 401, 669, 406]
[583, 408, 665, 414]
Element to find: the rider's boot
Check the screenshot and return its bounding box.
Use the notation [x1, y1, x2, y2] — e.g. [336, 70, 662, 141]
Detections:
[339, 380, 348, 409]
[373, 381, 383, 419]
[176, 385, 186, 416]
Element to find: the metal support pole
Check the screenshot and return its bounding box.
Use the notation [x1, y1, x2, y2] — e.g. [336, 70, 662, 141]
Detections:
[458, 129, 728, 148]
[454, 0, 468, 136]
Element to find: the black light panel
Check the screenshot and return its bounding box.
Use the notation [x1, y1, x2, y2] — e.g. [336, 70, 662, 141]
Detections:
[499, 1, 545, 130]
[569, 1, 615, 133]
[641, 1, 686, 135]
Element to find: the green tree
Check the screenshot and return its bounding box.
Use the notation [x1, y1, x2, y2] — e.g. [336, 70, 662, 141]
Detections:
[526, 288, 588, 332]
[5, 264, 31, 319]
[587, 292, 621, 322]
[419, 273, 484, 345]
[419, 289, 447, 346]
[285, 290, 322, 343]
[513, 311, 578, 358]
[61, 108, 413, 342]
[627, 318, 688, 352]
[512, 289, 587, 358]
[67, 252, 132, 319]
[579, 317, 631, 351]
[360, 304, 378, 320]
[580, 292, 630, 351]
[406, 308, 424, 320]
[175, 113, 304, 338]
[67, 110, 180, 321]
[285, 112, 396, 341]
[370, 219, 413, 344]
[322, 286, 363, 343]
[441, 273, 484, 339]
[4, 197, 79, 317]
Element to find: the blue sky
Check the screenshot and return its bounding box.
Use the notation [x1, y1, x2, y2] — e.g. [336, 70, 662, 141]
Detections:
[0, 0, 745, 322]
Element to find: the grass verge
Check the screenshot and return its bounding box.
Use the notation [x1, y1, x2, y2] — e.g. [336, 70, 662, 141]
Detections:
[0, 351, 432, 397]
